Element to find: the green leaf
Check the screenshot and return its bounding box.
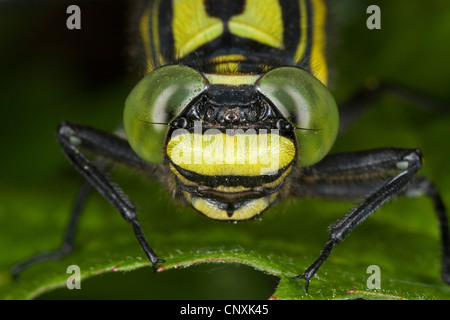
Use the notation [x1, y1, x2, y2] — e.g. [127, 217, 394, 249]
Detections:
[1, 1, 450, 300]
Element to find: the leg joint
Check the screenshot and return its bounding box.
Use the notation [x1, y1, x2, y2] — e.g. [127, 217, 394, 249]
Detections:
[397, 148, 423, 171]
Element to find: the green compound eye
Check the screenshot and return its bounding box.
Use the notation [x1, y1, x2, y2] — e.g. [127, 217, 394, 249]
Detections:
[124, 65, 207, 164]
[257, 67, 339, 167]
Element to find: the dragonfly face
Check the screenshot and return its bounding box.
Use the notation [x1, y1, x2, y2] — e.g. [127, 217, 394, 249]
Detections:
[124, 0, 338, 220]
[12, 0, 450, 293]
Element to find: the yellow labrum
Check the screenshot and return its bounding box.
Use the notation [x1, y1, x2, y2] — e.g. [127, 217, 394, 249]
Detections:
[191, 196, 271, 221]
[166, 132, 295, 176]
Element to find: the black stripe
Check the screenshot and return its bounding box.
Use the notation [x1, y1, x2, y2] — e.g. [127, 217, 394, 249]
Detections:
[279, 0, 301, 63]
[171, 162, 292, 187]
[147, 0, 157, 68]
[298, 0, 313, 69]
[178, 178, 285, 201]
[178, 35, 296, 73]
[204, 0, 245, 21]
[157, 0, 174, 66]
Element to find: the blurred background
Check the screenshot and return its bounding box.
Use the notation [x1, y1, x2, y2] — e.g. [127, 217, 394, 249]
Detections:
[1, 0, 450, 299]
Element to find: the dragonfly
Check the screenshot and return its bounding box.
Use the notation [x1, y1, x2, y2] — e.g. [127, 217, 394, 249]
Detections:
[11, 0, 450, 293]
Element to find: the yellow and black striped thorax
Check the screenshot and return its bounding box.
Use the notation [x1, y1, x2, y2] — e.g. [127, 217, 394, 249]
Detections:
[138, 0, 327, 83]
[125, 0, 338, 221]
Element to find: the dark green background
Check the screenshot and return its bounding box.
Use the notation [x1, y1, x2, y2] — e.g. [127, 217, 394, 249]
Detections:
[1, 0, 450, 300]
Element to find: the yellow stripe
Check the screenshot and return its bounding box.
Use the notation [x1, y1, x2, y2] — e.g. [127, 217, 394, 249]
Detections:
[260, 166, 292, 189]
[214, 185, 252, 192]
[310, 0, 328, 85]
[294, 0, 308, 65]
[228, 0, 284, 49]
[152, 0, 165, 68]
[204, 73, 260, 85]
[210, 54, 247, 63]
[172, 0, 223, 59]
[139, 5, 153, 74]
[293, 0, 328, 85]
[210, 54, 246, 74]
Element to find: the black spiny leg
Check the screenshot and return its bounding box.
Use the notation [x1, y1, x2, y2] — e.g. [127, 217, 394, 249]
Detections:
[56, 122, 165, 270]
[291, 148, 450, 292]
[11, 180, 92, 279]
[12, 121, 166, 278]
[403, 177, 450, 284]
